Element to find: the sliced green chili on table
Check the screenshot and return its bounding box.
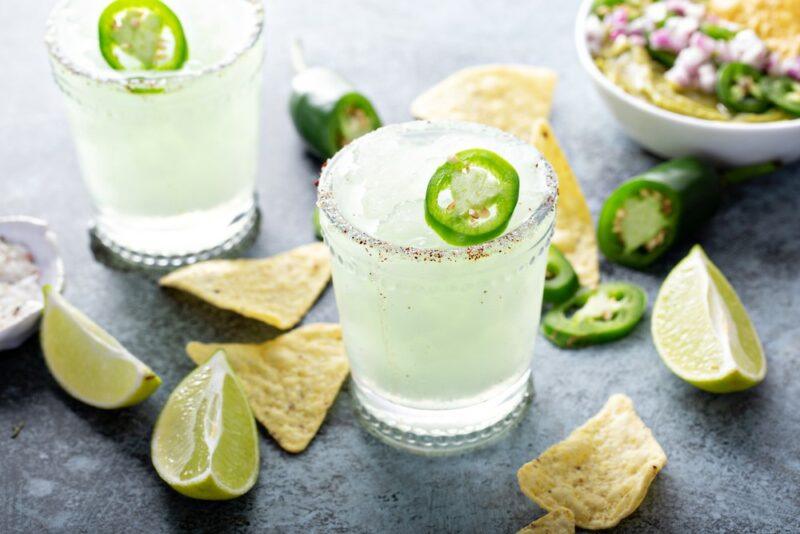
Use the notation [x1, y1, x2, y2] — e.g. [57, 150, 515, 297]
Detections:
[541, 282, 647, 349]
[544, 246, 580, 305]
[98, 0, 188, 71]
[288, 41, 381, 160]
[597, 157, 721, 269]
[424, 148, 520, 247]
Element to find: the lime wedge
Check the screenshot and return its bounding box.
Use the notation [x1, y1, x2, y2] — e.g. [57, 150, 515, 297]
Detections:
[40, 287, 161, 408]
[652, 245, 766, 393]
[151, 351, 259, 500]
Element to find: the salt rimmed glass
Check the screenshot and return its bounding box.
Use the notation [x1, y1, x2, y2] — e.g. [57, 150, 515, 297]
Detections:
[317, 121, 557, 453]
[45, 0, 265, 267]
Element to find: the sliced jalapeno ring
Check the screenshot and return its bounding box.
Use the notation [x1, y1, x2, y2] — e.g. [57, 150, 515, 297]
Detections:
[716, 62, 771, 114]
[98, 0, 188, 71]
[760, 76, 800, 116]
[541, 282, 647, 349]
[700, 23, 737, 41]
[424, 148, 520, 247]
[544, 246, 580, 305]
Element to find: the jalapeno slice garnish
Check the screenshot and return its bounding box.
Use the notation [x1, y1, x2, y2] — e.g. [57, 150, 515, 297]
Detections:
[541, 282, 647, 349]
[544, 246, 580, 305]
[760, 76, 800, 116]
[424, 148, 520, 246]
[597, 157, 720, 269]
[98, 0, 188, 71]
[716, 62, 771, 114]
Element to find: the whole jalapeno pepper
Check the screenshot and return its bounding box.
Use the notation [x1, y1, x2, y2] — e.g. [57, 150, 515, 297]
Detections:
[289, 42, 381, 160]
[597, 157, 721, 269]
[717, 62, 771, 114]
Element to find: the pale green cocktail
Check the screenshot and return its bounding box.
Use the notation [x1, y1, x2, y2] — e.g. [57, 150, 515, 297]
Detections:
[45, 0, 264, 266]
[317, 121, 557, 452]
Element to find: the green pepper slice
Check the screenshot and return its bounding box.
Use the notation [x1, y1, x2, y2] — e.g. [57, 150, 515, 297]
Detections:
[700, 23, 737, 41]
[717, 62, 771, 114]
[760, 76, 800, 116]
[289, 67, 381, 160]
[597, 157, 720, 269]
[544, 246, 580, 305]
[647, 46, 677, 68]
[98, 0, 188, 71]
[424, 148, 520, 247]
[541, 282, 647, 349]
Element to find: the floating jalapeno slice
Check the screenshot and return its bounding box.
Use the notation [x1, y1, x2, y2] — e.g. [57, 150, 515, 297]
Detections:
[98, 0, 188, 71]
[312, 207, 323, 240]
[716, 62, 771, 114]
[544, 246, 580, 305]
[760, 76, 800, 116]
[541, 282, 647, 349]
[425, 148, 520, 246]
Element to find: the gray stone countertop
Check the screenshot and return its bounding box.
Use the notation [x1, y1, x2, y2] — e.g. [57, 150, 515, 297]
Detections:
[1, 0, 798, 532]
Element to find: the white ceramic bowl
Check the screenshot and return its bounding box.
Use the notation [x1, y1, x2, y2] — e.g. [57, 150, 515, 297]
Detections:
[0, 216, 65, 351]
[575, 0, 800, 166]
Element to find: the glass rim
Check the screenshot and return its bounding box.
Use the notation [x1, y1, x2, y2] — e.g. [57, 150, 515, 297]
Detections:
[44, 0, 265, 89]
[317, 120, 558, 263]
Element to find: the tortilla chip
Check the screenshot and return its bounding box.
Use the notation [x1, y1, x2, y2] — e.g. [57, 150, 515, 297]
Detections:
[709, 0, 800, 60]
[518, 508, 575, 534]
[186, 323, 349, 453]
[517, 394, 667, 530]
[410, 65, 557, 139]
[160, 243, 331, 330]
[530, 119, 599, 288]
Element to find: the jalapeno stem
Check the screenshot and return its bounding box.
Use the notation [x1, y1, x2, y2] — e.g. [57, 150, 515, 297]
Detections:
[721, 161, 781, 186]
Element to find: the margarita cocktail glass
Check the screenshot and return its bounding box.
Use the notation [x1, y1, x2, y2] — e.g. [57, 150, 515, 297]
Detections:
[45, 0, 265, 266]
[317, 121, 557, 453]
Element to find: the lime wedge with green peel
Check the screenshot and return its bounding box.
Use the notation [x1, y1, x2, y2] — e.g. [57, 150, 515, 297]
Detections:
[652, 246, 766, 393]
[151, 351, 259, 500]
[98, 0, 188, 71]
[40, 286, 161, 408]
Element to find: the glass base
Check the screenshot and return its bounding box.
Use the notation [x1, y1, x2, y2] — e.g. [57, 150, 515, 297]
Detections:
[351, 371, 533, 455]
[89, 198, 260, 269]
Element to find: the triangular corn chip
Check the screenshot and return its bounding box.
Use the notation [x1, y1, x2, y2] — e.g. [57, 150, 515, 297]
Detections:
[410, 65, 557, 139]
[518, 508, 575, 534]
[517, 394, 666, 530]
[160, 243, 331, 330]
[530, 119, 599, 288]
[186, 323, 349, 453]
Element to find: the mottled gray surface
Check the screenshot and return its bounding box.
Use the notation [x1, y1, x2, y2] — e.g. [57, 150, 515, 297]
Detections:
[1, 0, 799, 532]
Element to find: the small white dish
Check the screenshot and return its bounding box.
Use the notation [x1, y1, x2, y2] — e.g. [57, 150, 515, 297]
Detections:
[575, 0, 800, 166]
[0, 216, 65, 351]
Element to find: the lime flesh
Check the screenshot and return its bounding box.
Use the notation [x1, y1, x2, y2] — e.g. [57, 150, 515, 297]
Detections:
[652, 245, 766, 393]
[40, 287, 161, 408]
[151, 351, 259, 500]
